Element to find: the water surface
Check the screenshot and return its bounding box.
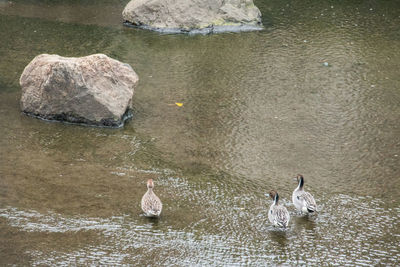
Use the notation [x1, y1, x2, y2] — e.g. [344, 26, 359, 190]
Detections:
[0, 0, 399, 265]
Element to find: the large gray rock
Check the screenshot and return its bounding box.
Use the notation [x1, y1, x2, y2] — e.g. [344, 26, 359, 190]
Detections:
[20, 54, 138, 127]
[122, 0, 262, 34]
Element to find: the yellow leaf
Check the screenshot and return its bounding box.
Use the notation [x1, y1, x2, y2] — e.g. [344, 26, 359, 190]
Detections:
[175, 102, 183, 107]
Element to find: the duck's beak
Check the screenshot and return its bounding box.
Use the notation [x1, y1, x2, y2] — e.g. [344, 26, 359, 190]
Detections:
[293, 177, 298, 182]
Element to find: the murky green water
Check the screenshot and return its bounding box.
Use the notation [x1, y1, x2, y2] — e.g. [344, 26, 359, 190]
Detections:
[1, 0, 400, 265]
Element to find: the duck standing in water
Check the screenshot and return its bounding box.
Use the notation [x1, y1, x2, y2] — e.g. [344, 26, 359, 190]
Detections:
[268, 190, 290, 228]
[292, 174, 317, 214]
[141, 179, 162, 217]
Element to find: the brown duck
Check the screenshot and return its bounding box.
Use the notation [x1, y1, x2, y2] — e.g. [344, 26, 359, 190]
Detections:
[141, 179, 162, 217]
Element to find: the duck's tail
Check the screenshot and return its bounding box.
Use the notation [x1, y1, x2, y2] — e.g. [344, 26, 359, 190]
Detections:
[146, 209, 161, 217]
[307, 205, 317, 213]
[276, 220, 289, 228]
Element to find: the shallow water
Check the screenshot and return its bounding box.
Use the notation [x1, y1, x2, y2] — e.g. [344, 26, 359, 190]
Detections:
[1, 0, 400, 265]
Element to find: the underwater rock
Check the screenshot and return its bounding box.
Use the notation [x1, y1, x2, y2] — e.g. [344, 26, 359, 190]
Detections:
[20, 54, 138, 127]
[122, 0, 263, 34]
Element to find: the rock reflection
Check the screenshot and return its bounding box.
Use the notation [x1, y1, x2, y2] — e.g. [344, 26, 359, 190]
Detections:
[0, 1, 124, 27]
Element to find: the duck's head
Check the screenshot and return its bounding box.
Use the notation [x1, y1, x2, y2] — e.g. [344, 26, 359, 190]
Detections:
[295, 174, 304, 189]
[269, 190, 279, 203]
[147, 179, 154, 189]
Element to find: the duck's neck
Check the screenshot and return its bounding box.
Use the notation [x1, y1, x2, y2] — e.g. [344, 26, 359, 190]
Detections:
[296, 177, 304, 191]
[147, 188, 153, 194]
[273, 193, 279, 205]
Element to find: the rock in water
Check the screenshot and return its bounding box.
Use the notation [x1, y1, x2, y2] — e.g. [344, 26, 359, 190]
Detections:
[20, 54, 138, 127]
[122, 0, 262, 34]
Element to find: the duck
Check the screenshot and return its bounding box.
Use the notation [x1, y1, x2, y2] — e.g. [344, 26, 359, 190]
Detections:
[268, 190, 290, 228]
[292, 174, 317, 214]
[141, 179, 162, 217]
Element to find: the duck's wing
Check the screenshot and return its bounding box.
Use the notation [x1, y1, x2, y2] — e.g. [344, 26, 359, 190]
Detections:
[273, 206, 290, 227]
[297, 191, 316, 212]
[141, 193, 163, 216]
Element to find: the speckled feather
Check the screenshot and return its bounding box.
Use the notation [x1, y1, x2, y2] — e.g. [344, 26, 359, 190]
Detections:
[269, 204, 290, 228]
[294, 191, 316, 212]
[141, 190, 162, 217]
